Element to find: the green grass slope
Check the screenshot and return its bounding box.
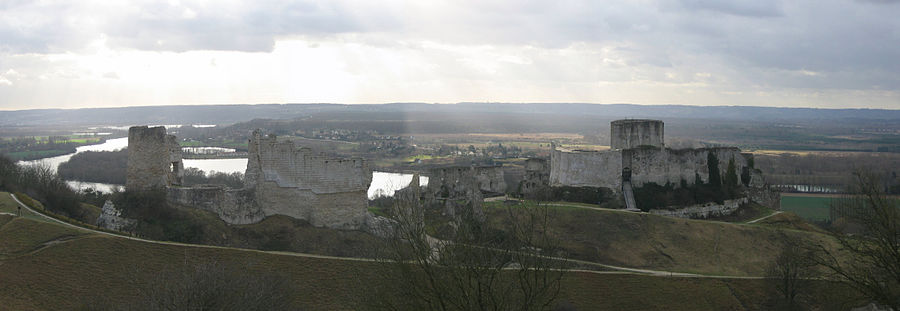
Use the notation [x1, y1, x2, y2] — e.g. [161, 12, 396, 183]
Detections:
[484, 202, 839, 277]
[0, 215, 861, 310]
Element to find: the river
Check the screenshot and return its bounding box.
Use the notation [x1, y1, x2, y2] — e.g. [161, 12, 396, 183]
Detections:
[18, 138, 425, 199]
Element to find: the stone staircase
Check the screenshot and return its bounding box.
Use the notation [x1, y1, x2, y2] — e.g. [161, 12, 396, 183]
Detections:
[622, 181, 639, 211]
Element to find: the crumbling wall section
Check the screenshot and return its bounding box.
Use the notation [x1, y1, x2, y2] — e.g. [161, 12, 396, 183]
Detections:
[245, 131, 371, 193]
[473, 165, 506, 194]
[167, 185, 263, 224]
[425, 166, 484, 220]
[427, 165, 506, 195]
[96, 200, 136, 231]
[244, 130, 372, 229]
[649, 197, 748, 219]
[520, 158, 550, 195]
[126, 126, 183, 191]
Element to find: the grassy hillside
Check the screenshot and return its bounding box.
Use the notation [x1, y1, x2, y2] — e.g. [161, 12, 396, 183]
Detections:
[0, 214, 861, 310]
[482, 201, 840, 277]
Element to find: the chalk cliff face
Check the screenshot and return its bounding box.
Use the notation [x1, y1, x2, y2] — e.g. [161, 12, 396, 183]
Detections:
[128, 126, 373, 230]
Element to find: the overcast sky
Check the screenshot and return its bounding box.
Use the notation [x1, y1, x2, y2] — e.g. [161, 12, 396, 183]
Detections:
[0, 0, 898, 110]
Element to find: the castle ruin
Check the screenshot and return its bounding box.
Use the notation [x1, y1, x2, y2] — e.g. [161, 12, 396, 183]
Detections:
[610, 119, 664, 150]
[543, 119, 766, 215]
[550, 119, 759, 191]
[126, 126, 184, 190]
[127, 126, 373, 230]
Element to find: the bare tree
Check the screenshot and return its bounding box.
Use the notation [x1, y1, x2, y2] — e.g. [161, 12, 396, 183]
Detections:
[768, 235, 817, 310]
[816, 171, 900, 310]
[371, 189, 566, 311]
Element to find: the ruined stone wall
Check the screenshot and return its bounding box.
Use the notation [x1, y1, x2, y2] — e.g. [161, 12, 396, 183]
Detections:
[549, 147, 622, 190]
[426, 165, 506, 195]
[629, 147, 749, 188]
[96, 200, 136, 231]
[254, 184, 369, 229]
[242, 131, 372, 229]
[649, 197, 748, 219]
[473, 165, 506, 194]
[167, 185, 263, 224]
[425, 166, 484, 220]
[245, 131, 371, 193]
[128, 126, 372, 230]
[126, 126, 183, 191]
[610, 119, 664, 150]
[748, 187, 780, 210]
[520, 158, 549, 195]
[549, 146, 751, 192]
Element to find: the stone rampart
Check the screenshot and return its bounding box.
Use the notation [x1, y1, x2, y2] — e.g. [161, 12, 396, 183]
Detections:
[550, 146, 751, 192]
[649, 197, 748, 219]
[550, 147, 622, 190]
[629, 147, 749, 188]
[245, 131, 371, 193]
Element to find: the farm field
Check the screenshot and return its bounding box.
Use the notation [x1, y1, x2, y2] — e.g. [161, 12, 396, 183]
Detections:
[5, 149, 71, 159]
[780, 193, 836, 222]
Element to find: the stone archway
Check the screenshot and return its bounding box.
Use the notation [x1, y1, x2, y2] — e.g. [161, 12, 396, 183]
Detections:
[622, 167, 632, 182]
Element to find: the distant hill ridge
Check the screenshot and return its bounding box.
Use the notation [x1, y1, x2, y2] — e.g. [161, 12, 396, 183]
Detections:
[1, 103, 898, 126]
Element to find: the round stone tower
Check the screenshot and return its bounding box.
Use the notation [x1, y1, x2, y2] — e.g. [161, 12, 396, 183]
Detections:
[610, 119, 664, 150]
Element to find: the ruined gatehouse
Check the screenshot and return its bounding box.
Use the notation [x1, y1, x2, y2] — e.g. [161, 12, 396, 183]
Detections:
[127, 126, 372, 230]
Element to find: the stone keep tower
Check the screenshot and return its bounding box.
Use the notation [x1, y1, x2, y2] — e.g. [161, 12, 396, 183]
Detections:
[126, 126, 184, 191]
[610, 119, 664, 150]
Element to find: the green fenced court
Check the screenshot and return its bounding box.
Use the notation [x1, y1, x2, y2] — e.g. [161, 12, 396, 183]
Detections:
[780, 194, 835, 222]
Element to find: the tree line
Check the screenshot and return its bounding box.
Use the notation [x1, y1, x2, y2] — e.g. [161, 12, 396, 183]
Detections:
[57, 149, 244, 188]
[0, 155, 97, 223]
